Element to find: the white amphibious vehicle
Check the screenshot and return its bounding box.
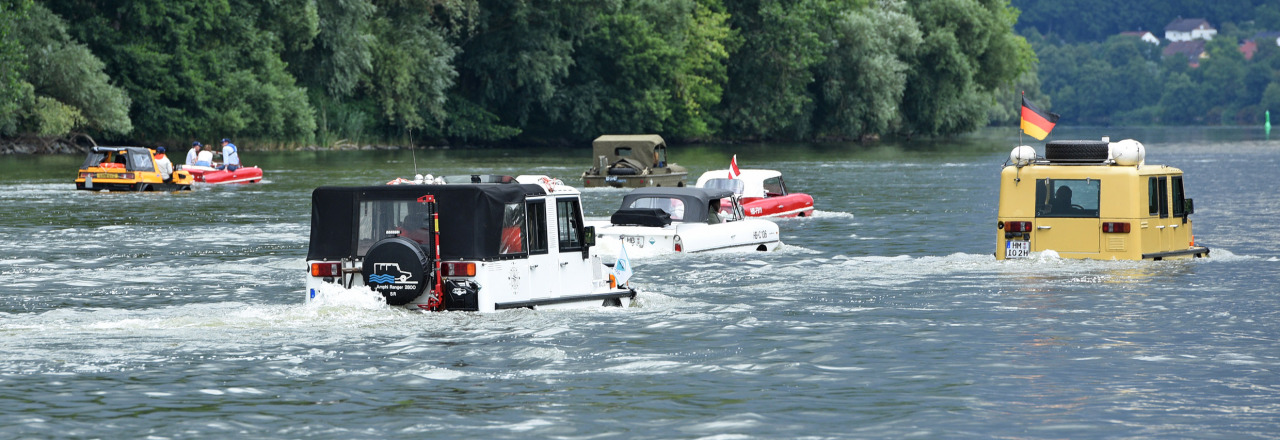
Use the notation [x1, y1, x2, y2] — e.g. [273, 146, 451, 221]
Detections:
[305, 176, 635, 311]
[590, 187, 781, 259]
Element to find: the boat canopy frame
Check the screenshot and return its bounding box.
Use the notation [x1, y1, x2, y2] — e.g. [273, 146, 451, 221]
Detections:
[308, 184, 547, 261]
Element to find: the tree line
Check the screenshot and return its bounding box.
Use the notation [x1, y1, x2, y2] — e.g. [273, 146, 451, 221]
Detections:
[0, 0, 1031, 148]
[1021, 31, 1280, 126]
[1011, 0, 1280, 43]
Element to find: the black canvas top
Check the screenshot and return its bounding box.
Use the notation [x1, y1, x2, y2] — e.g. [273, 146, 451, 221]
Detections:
[307, 184, 547, 261]
[617, 187, 734, 223]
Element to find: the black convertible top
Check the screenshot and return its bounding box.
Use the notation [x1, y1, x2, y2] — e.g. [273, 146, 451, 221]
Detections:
[617, 187, 734, 223]
[308, 184, 546, 261]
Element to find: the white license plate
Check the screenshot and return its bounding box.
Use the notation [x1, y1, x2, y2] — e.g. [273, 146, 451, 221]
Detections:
[622, 235, 646, 248]
[1005, 240, 1030, 258]
[605, 176, 624, 183]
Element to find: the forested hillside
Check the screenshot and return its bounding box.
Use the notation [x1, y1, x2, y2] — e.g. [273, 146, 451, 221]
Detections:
[1012, 0, 1280, 43]
[1009, 0, 1280, 126]
[0, 0, 1031, 147]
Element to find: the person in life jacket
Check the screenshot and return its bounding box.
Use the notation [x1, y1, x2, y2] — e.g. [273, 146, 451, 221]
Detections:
[216, 138, 241, 171]
[154, 146, 174, 181]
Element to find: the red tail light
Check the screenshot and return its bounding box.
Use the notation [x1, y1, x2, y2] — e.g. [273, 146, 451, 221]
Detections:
[1102, 222, 1131, 233]
[1005, 221, 1033, 232]
[442, 262, 476, 277]
[311, 262, 341, 277]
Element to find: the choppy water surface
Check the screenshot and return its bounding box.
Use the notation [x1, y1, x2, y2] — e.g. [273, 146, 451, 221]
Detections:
[2, 127, 1279, 438]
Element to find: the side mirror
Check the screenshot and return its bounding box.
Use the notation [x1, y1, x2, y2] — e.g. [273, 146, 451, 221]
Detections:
[581, 226, 596, 258]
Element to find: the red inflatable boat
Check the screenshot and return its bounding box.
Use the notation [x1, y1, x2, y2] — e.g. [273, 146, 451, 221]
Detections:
[184, 165, 264, 184]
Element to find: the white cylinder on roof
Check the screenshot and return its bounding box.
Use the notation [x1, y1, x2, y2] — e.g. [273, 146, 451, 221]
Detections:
[1010, 145, 1037, 166]
[1110, 139, 1145, 166]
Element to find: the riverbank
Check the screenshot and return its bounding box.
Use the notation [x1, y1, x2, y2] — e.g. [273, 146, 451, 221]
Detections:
[0, 138, 450, 155]
[0, 138, 87, 155]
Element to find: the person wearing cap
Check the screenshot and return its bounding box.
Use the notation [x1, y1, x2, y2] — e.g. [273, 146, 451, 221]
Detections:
[216, 138, 240, 172]
[186, 141, 203, 166]
[154, 146, 174, 181]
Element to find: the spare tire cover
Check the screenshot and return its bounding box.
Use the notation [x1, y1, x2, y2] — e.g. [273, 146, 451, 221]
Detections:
[1045, 140, 1109, 162]
[362, 237, 431, 306]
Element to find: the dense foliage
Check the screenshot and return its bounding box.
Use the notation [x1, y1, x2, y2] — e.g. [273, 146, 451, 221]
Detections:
[1012, 0, 1280, 43]
[0, 0, 1033, 146]
[1010, 1, 1280, 126]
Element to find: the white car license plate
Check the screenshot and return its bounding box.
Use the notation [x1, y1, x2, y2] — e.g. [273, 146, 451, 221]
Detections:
[1005, 240, 1030, 259]
[622, 235, 646, 248]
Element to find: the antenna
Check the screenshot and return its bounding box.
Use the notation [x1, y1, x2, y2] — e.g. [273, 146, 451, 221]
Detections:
[411, 144, 419, 176]
[408, 128, 419, 176]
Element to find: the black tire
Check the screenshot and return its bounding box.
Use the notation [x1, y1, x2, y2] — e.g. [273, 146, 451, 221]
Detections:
[1045, 140, 1109, 162]
[362, 237, 431, 306]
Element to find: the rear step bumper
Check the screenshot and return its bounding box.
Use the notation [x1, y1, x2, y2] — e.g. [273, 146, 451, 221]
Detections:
[495, 289, 636, 309]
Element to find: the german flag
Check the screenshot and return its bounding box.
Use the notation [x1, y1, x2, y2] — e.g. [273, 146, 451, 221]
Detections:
[1020, 96, 1059, 140]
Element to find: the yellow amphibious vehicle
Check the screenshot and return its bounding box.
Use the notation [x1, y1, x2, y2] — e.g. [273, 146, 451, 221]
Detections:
[75, 146, 193, 191]
[996, 139, 1209, 261]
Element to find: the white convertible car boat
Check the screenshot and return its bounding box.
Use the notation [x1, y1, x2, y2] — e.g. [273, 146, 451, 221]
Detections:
[590, 187, 781, 259]
[306, 175, 635, 311]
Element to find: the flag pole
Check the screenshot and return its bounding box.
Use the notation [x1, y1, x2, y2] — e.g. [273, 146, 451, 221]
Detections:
[1018, 90, 1024, 147]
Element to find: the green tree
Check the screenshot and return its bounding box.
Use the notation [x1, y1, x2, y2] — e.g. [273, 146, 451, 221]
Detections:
[0, 0, 32, 135]
[1263, 83, 1280, 116]
[552, 0, 733, 140]
[48, 0, 316, 142]
[813, 0, 922, 138]
[455, 0, 601, 129]
[11, 3, 131, 137]
[368, 4, 458, 135]
[1197, 37, 1246, 109]
[1159, 72, 1200, 124]
[717, 0, 827, 139]
[899, 0, 1033, 137]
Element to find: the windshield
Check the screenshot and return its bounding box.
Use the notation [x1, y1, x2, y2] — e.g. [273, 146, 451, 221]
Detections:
[627, 197, 686, 221]
[702, 178, 744, 195]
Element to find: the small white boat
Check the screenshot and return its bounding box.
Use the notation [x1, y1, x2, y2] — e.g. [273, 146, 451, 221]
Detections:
[590, 187, 782, 259]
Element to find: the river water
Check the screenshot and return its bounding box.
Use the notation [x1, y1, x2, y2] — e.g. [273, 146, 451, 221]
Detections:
[2, 127, 1278, 438]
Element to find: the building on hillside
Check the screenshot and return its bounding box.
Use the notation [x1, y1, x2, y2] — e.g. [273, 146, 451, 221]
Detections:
[1241, 40, 1258, 60]
[1164, 18, 1217, 42]
[1119, 31, 1160, 45]
[1163, 40, 1207, 67]
[1254, 31, 1280, 47]
[1241, 32, 1280, 61]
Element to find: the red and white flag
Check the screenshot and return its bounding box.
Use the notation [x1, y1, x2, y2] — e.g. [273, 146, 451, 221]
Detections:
[728, 155, 741, 179]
